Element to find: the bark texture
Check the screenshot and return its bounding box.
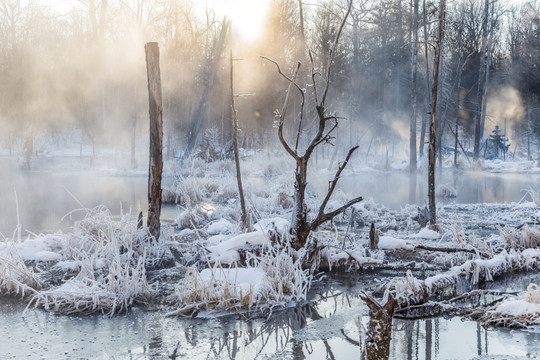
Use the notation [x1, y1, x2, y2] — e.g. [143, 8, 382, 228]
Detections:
[145, 42, 163, 240]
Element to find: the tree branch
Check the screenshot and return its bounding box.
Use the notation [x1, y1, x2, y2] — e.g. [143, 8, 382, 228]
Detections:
[310, 196, 363, 231]
[317, 145, 359, 219]
[321, 0, 352, 105]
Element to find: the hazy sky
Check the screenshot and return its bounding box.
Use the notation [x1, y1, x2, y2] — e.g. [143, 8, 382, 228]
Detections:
[44, 0, 271, 41]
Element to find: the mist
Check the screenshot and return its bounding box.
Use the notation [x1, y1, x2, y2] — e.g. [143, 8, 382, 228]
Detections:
[0, 0, 538, 170]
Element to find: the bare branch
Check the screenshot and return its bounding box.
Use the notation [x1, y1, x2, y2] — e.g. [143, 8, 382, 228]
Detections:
[308, 50, 319, 106]
[311, 196, 363, 231]
[321, 0, 352, 105]
[261, 56, 306, 157]
[316, 145, 359, 220]
[260, 56, 304, 95]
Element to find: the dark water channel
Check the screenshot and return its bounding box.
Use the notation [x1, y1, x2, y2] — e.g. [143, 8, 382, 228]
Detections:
[2, 160, 540, 359]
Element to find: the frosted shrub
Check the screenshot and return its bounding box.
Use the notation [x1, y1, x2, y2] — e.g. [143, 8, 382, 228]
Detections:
[167, 241, 312, 317]
[525, 283, 540, 304]
[437, 184, 457, 198]
[392, 270, 427, 306]
[23, 207, 159, 316]
[500, 225, 540, 250]
[27, 248, 151, 315]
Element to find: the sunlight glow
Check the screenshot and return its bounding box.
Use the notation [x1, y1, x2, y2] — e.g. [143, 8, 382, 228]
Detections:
[212, 0, 270, 42]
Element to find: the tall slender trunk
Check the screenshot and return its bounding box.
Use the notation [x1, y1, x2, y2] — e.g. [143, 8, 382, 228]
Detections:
[419, 0, 430, 158]
[480, 1, 496, 140]
[473, 0, 490, 160]
[429, 0, 445, 226]
[230, 52, 249, 231]
[145, 42, 163, 240]
[410, 0, 419, 173]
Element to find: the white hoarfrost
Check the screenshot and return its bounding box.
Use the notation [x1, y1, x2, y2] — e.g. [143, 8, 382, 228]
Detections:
[168, 241, 312, 317]
[0, 207, 160, 316]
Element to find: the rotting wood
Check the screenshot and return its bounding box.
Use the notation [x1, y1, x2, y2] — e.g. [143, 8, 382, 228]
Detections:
[360, 291, 396, 360]
[145, 42, 163, 241]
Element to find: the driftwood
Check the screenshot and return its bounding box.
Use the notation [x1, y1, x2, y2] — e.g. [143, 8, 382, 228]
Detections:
[394, 289, 518, 320]
[413, 244, 490, 258]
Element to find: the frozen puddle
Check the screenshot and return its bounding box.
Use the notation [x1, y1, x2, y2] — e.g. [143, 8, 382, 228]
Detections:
[2, 274, 540, 359]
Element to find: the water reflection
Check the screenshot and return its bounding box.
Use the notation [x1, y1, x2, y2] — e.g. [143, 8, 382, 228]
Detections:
[312, 169, 540, 209]
[2, 274, 540, 359]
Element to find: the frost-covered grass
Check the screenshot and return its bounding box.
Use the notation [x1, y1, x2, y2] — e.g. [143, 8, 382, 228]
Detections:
[166, 240, 311, 317]
[0, 207, 160, 316]
[0, 246, 41, 297]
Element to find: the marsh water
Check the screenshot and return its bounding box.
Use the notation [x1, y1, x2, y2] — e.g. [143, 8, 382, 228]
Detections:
[2, 273, 540, 359]
[2, 157, 540, 359]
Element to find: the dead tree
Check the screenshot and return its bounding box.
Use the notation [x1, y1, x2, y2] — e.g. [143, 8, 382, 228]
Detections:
[263, 0, 362, 250]
[360, 291, 396, 360]
[428, 0, 445, 226]
[230, 51, 249, 231]
[145, 42, 163, 240]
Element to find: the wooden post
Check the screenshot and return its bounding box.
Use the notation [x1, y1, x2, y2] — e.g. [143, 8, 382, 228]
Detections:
[145, 42, 163, 240]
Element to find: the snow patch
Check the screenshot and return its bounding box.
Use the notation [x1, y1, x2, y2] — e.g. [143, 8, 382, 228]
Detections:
[378, 236, 414, 250]
[413, 227, 441, 240]
[207, 219, 235, 235]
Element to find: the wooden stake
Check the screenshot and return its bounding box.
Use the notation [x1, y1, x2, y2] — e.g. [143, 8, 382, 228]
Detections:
[145, 42, 163, 240]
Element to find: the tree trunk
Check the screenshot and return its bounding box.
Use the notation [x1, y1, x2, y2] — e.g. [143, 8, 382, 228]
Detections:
[230, 52, 249, 231]
[360, 292, 396, 360]
[419, 0, 430, 159]
[429, 0, 445, 226]
[480, 1, 496, 142]
[145, 42, 163, 241]
[410, 0, 419, 173]
[473, 0, 490, 160]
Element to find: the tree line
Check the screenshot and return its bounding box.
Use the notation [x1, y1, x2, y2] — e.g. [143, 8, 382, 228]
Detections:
[0, 0, 538, 166]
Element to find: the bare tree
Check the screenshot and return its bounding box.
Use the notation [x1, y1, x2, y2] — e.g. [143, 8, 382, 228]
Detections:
[264, 0, 362, 251]
[429, 0, 446, 226]
[230, 51, 249, 231]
